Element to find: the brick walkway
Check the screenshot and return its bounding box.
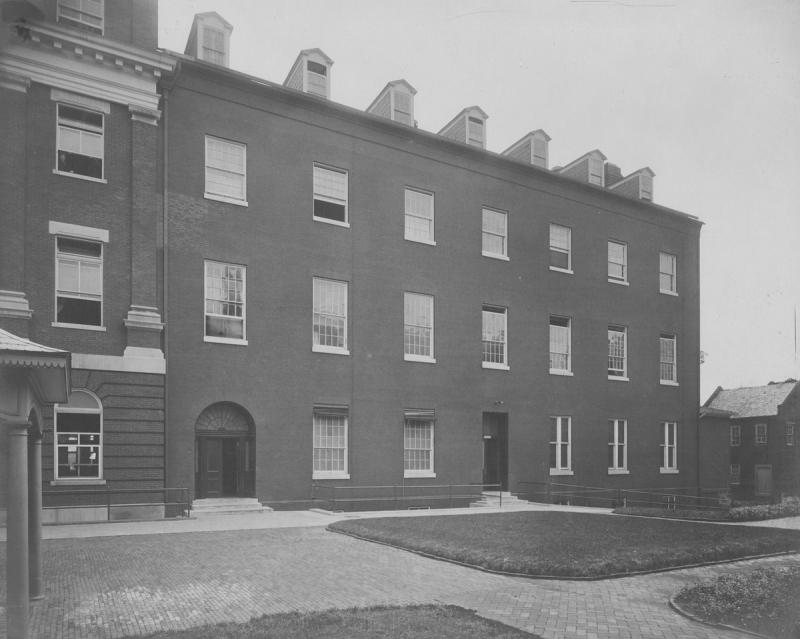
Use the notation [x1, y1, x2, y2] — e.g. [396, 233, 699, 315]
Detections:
[2, 524, 797, 639]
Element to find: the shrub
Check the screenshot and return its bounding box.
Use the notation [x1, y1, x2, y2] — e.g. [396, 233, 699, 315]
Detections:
[728, 496, 800, 521]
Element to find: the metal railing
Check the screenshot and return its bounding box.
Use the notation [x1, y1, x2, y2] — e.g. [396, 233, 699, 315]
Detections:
[41, 487, 191, 520]
[311, 483, 500, 511]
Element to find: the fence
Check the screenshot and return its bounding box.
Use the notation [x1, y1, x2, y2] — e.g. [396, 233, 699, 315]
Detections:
[311, 483, 500, 511]
[41, 487, 191, 523]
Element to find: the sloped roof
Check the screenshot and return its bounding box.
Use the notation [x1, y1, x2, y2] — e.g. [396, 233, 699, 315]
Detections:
[0, 328, 68, 356]
[704, 381, 798, 418]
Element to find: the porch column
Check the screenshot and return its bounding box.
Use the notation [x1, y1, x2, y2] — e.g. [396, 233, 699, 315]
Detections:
[28, 430, 43, 600]
[6, 422, 30, 639]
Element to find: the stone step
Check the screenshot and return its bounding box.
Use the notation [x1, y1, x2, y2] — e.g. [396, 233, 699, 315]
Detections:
[191, 498, 272, 516]
[470, 492, 528, 508]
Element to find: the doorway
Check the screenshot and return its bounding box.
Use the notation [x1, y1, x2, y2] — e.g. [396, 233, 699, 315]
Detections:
[755, 465, 773, 497]
[482, 412, 508, 491]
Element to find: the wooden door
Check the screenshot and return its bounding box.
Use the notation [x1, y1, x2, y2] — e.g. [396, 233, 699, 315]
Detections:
[204, 438, 223, 497]
[755, 465, 772, 497]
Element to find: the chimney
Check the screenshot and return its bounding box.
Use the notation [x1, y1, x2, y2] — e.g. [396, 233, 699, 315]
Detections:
[502, 129, 551, 169]
[185, 12, 233, 68]
[366, 80, 417, 126]
[608, 167, 655, 201]
[283, 49, 333, 99]
[558, 149, 606, 186]
[438, 106, 488, 149]
[604, 163, 623, 187]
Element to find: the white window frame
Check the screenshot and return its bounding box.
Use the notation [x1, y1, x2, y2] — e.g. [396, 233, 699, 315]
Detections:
[312, 277, 349, 355]
[312, 407, 350, 480]
[755, 422, 767, 445]
[730, 423, 741, 447]
[608, 240, 628, 284]
[659, 334, 678, 385]
[57, 0, 104, 34]
[404, 412, 435, 478]
[481, 305, 508, 370]
[608, 419, 628, 474]
[204, 260, 247, 345]
[549, 416, 573, 476]
[608, 326, 628, 380]
[481, 207, 508, 260]
[312, 164, 349, 227]
[730, 463, 741, 485]
[53, 389, 104, 484]
[55, 102, 106, 182]
[659, 252, 678, 295]
[660, 421, 678, 473]
[549, 316, 572, 376]
[204, 135, 247, 206]
[404, 188, 435, 245]
[53, 234, 105, 330]
[404, 292, 435, 363]
[786, 422, 795, 446]
[549, 224, 572, 273]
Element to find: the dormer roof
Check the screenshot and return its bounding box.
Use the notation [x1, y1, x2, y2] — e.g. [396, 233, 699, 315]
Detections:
[438, 106, 489, 148]
[366, 79, 417, 126]
[502, 129, 552, 168]
[185, 12, 233, 67]
[283, 48, 334, 98]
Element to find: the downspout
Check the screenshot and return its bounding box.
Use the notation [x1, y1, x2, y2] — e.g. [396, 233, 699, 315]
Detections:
[161, 83, 169, 495]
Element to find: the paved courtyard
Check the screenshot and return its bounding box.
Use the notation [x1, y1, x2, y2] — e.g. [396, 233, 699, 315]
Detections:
[1, 509, 799, 638]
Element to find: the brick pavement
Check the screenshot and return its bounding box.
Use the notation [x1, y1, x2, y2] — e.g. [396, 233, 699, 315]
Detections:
[2, 524, 798, 639]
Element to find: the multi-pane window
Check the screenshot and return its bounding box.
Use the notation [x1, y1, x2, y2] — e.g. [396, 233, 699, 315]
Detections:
[730, 424, 741, 446]
[57, 0, 103, 33]
[306, 60, 328, 97]
[404, 292, 434, 361]
[659, 252, 677, 294]
[549, 416, 572, 474]
[312, 408, 348, 478]
[393, 92, 413, 125]
[640, 173, 653, 201]
[57, 104, 104, 179]
[755, 423, 767, 445]
[202, 27, 225, 65]
[608, 419, 627, 472]
[608, 240, 627, 282]
[313, 278, 348, 353]
[482, 208, 507, 258]
[660, 422, 678, 472]
[404, 188, 434, 244]
[481, 306, 507, 368]
[549, 316, 571, 374]
[786, 423, 795, 446]
[467, 117, 484, 147]
[730, 463, 741, 484]
[608, 326, 627, 378]
[404, 411, 434, 476]
[55, 237, 103, 326]
[313, 164, 348, 224]
[549, 224, 571, 271]
[204, 136, 246, 203]
[659, 334, 677, 384]
[589, 155, 604, 186]
[204, 261, 245, 342]
[54, 390, 102, 479]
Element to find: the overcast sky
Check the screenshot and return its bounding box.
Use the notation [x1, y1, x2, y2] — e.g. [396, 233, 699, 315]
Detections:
[158, 0, 800, 401]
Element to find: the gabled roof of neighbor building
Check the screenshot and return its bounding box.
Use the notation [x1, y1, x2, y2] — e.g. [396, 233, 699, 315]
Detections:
[703, 380, 799, 418]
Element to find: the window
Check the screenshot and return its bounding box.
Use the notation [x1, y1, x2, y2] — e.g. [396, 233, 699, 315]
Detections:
[404, 411, 434, 477]
[313, 164, 348, 224]
[306, 60, 328, 97]
[202, 27, 226, 65]
[55, 237, 103, 327]
[482, 306, 508, 369]
[659, 334, 677, 384]
[57, 104, 104, 179]
[549, 416, 572, 475]
[660, 422, 678, 473]
[786, 423, 795, 446]
[404, 188, 434, 244]
[659, 252, 677, 294]
[640, 173, 653, 201]
[730, 424, 741, 447]
[404, 293, 434, 362]
[608, 241, 627, 283]
[549, 316, 572, 375]
[608, 326, 627, 379]
[755, 423, 767, 445]
[54, 390, 102, 480]
[204, 261, 245, 343]
[313, 278, 348, 354]
[608, 419, 627, 473]
[730, 463, 741, 484]
[393, 91, 413, 125]
[549, 224, 571, 272]
[312, 407, 349, 479]
[204, 136, 246, 204]
[57, 0, 103, 33]
[482, 208, 507, 259]
[467, 117, 484, 147]
[589, 155, 604, 186]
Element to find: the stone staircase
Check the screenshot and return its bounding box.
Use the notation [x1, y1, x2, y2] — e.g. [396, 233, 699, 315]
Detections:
[190, 497, 272, 517]
[470, 491, 528, 508]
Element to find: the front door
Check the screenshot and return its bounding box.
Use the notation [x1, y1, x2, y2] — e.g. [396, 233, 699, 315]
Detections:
[755, 465, 773, 497]
[201, 438, 223, 497]
[196, 436, 255, 498]
[482, 413, 508, 490]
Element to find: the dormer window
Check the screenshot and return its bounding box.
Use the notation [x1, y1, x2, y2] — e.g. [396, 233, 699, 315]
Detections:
[559, 150, 607, 186]
[185, 12, 233, 68]
[588, 155, 604, 186]
[640, 172, 653, 200]
[202, 28, 226, 65]
[501, 130, 551, 169]
[58, 0, 103, 34]
[533, 135, 548, 168]
[366, 80, 417, 126]
[439, 107, 488, 148]
[306, 61, 328, 97]
[468, 117, 484, 147]
[393, 92, 412, 125]
[284, 50, 334, 99]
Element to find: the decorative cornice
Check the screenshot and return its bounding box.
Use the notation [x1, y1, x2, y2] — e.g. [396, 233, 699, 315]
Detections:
[129, 104, 161, 125]
[0, 70, 30, 92]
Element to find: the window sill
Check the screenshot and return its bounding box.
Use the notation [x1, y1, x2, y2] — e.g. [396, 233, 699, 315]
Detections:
[404, 237, 437, 247]
[549, 266, 573, 275]
[312, 472, 350, 480]
[659, 468, 679, 474]
[204, 336, 248, 346]
[482, 251, 509, 261]
[50, 478, 107, 486]
[482, 362, 509, 371]
[404, 354, 436, 364]
[660, 289, 679, 297]
[660, 380, 679, 387]
[204, 192, 248, 207]
[52, 169, 107, 184]
[404, 471, 436, 479]
[608, 375, 629, 382]
[549, 469, 574, 476]
[608, 278, 629, 286]
[313, 216, 350, 228]
[607, 469, 630, 475]
[550, 369, 573, 377]
[52, 322, 106, 332]
[313, 345, 350, 356]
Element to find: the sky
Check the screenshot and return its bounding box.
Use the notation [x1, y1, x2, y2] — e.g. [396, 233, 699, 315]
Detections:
[158, 0, 800, 401]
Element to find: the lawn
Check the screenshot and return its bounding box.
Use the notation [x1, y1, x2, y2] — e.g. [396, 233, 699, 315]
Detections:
[129, 605, 540, 639]
[674, 565, 800, 638]
[328, 511, 800, 578]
